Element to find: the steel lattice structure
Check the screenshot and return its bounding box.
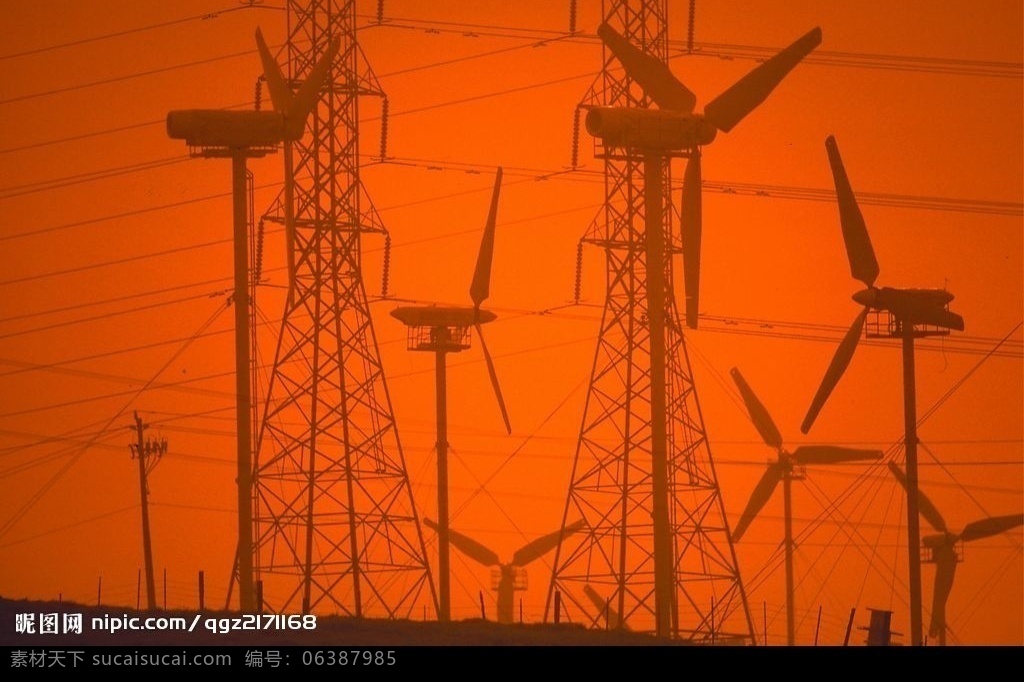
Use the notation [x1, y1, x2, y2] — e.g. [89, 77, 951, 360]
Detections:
[252, 0, 435, 617]
[546, 0, 754, 642]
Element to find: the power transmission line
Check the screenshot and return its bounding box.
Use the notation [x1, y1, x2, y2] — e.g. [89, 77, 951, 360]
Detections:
[0, 300, 232, 540]
[0, 4, 257, 61]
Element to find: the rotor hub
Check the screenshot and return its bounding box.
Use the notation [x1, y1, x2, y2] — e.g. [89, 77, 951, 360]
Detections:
[852, 288, 878, 307]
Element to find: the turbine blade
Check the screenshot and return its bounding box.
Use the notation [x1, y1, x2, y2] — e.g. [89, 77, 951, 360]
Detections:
[929, 552, 957, 639]
[583, 584, 628, 630]
[732, 464, 783, 542]
[422, 517, 500, 567]
[596, 23, 697, 112]
[682, 150, 702, 329]
[801, 307, 868, 433]
[703, 27, 822, 132]
[730, 367, 784, 450]
[255, 28, 291, 114]
[285, 35, 341, 140]
[582, 584, 604, 611]
[825, 136, 879, 287]
[475, 323, 512, 434]
[511, 519, 585, 567]
[791, 445, 882, 465]
[887, 463, 949, 533]
[959, 514, 1024, 542]
[470, 168, 502, 308]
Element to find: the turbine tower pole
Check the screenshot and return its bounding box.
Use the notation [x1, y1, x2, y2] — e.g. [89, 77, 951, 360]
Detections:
[782, 470, 795, 646]
[233, 151, 255, 612]
[389, 167, 506, 623]
[546, 0, 754, 642]
[901, 320, 923, 646]
[643, 153, 672, 636]
[252, 0, 435, 617]
[435, 334, 451, 622]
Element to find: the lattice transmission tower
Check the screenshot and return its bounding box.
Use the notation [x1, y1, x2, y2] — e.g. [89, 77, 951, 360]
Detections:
[546, 0, 754, 642]
[252, 0, 435, 617]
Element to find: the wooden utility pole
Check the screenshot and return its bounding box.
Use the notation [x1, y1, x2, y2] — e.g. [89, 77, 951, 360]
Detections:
[129, 412, 167, 611]
[843, 608, 857, 645]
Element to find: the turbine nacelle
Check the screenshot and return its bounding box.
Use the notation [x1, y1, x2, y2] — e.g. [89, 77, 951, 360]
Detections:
[851, 287, 964, 330]
[166, 110, 287, 150]
[585, 107, 718, 151]
[922, 533, 956, 550]
[390, 306, 497, 330]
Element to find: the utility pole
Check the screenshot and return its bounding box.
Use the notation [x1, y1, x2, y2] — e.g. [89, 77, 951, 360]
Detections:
[129, 411, 167, 611]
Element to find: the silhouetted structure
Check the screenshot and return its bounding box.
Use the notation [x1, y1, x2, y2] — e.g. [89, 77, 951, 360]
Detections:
[888, 464, 1024, 646]
[583, 584, 629, 630]
[390, 168, 511, 622]
[864, 608, 896, 646]
[548, 0, 816, 642]
[167, 28, 338, 612]
[252, 0, 433, 617]
[129, 412, 168, 611]
[801, 136, 966, 645]
[423, 518, 584, 624]
[728, 368, 881, 645]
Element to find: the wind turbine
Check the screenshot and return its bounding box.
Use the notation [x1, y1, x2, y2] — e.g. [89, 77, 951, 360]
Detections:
[391, 168, 510, 622]
[583, 24, 820, 638]
[422, 518, 584, 623]
[729, 367, 881, 646]
[588, 22, 821, 329]
[889, 464, 1024, 645]
[800, 135, 965, 645]
[166, 28, 339, 612]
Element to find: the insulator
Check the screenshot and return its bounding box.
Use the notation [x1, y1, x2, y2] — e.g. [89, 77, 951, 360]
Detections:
[381, 233, 392, 298]
[376, 0, 385, 23]
[568, 0, 578, 34]
[379, 97, 390, 160]
[574, 239, 584, 303]
[687, 0, 696, 53]
[254, 76, 264, 112]
[571, 107, 581, 168]
[254, 218, 266, 282]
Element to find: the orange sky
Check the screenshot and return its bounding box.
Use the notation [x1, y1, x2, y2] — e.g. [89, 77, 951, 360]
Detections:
[0, 0, 1021, 645]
